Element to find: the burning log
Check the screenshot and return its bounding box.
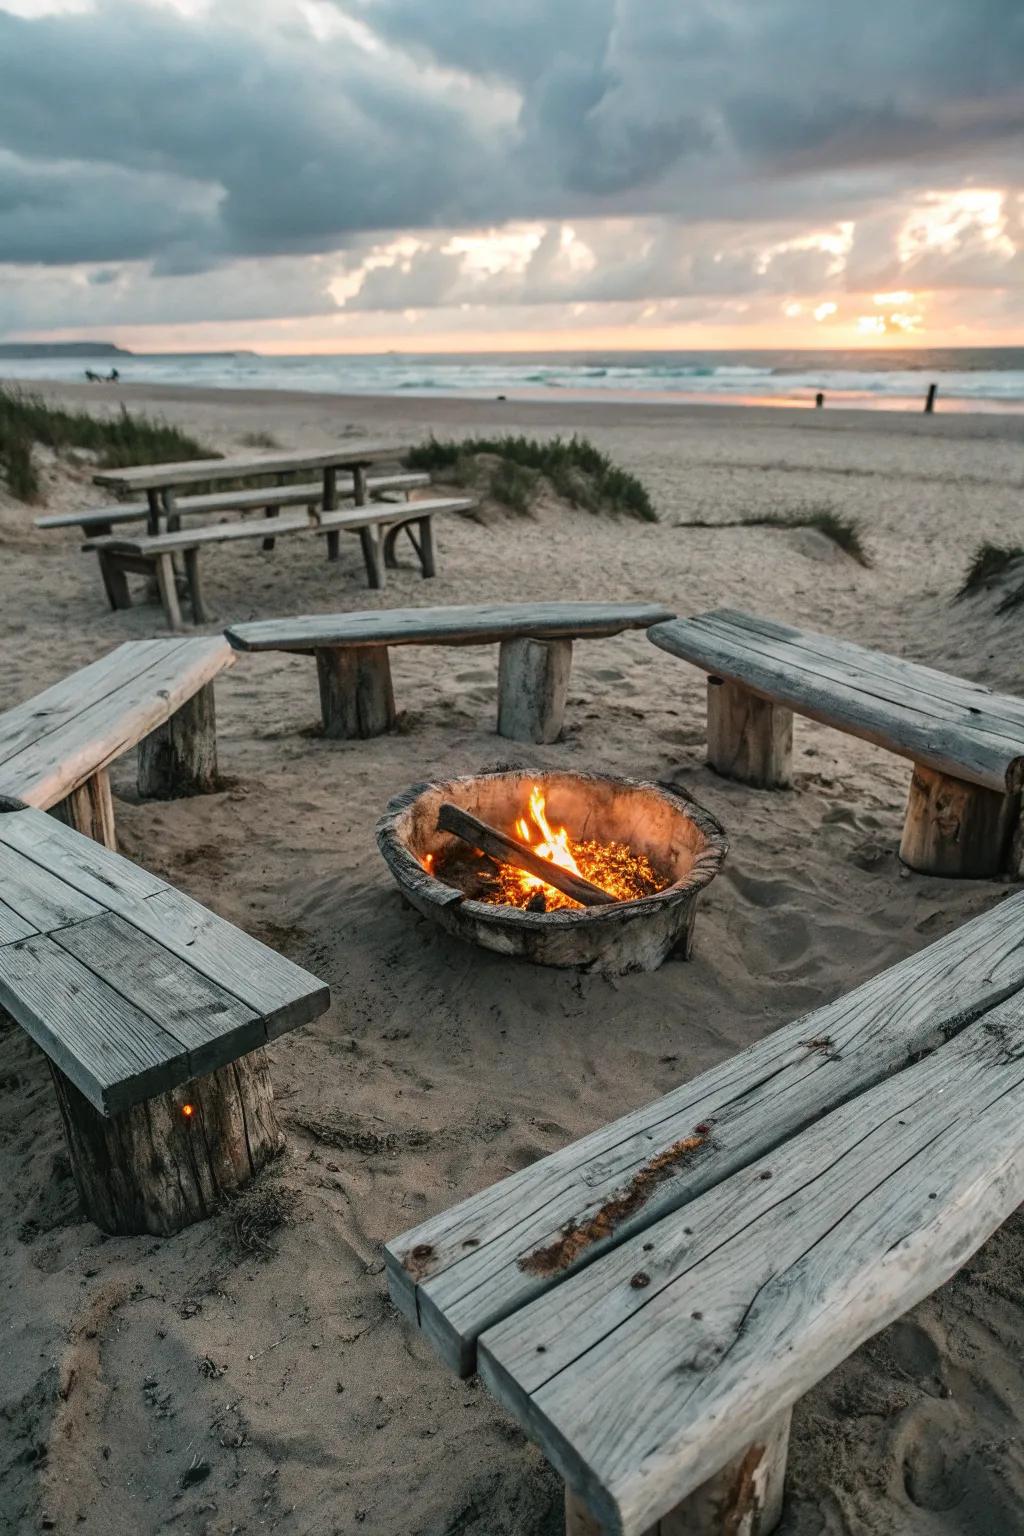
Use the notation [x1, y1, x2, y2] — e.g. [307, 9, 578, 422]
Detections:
[436, 802, 617, 908]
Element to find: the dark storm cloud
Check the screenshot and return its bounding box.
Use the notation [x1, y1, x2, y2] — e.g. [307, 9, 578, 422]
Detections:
[0, 0, 1021, 281]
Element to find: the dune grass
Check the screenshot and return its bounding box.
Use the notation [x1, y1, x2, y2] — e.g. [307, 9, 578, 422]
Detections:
[958, 542, 1024, 611]
[405, 433, 658, 522]
[0, 386, 217, 504]
[675, 505, 872, 567]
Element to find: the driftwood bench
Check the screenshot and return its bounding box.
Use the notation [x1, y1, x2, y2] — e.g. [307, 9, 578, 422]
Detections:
[84, 497, 473, 629]
[34, 472, 428, 535]
[0, 637, 234, 848]
[0, 802, 329, 1235]
[386, 893, 1024, 1535]
[648, 609, 1024, 877]
[226, 602, 675, 744]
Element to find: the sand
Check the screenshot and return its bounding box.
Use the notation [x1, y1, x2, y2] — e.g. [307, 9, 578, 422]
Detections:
[1, 378, 1024, 1536]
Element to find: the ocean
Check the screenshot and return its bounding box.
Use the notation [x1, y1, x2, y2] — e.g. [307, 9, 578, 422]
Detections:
[4, 347, 1024, 413]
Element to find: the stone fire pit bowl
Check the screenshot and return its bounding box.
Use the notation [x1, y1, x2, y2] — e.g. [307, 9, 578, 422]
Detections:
[376, 770, 728, 975]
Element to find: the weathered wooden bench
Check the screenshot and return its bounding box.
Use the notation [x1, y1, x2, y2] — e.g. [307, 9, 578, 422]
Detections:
[0, 637, 234, 848]
[84, 497, 473, 629]
[648, 609, 1024, 877]
[0, 801, 329, 1235]
[35, 471, 428, 535]
[226, 601, 675, 744]
[385, 892, 1024, 1535]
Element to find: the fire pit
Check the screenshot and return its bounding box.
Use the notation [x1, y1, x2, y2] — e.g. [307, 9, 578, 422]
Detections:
[376, 770, 728, 974]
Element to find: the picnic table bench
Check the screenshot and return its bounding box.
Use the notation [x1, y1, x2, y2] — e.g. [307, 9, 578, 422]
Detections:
[84, 496, 473, 629]
[648, 608, 1024, 878]
[0, 801, 329, 1235]
[386, 892, 1024, 1535]
[0, 637, 234, 848]
[35, 471, 429, 535]
[226, 601, 675, 744]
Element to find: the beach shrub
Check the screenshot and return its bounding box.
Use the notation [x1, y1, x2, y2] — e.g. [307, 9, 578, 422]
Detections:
[958, 542, 1024, 612]
[405, 433, 658, 522]
[0, 386, 217, 503]
[674, 504, 872, 568]
[240, 429, 279, 449]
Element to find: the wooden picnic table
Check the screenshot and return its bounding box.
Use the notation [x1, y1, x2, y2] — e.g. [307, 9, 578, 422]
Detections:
[94, 441, 412, 536]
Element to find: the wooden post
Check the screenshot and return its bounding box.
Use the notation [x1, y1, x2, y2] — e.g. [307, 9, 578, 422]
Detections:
[53, 769, 117, 850]
[924, 383, 938, 414]
[899, 764, 1016, 877]
[565, 1410, 790, 1536]
[262, 505, 280, 552]
[815, 392, 824, 409]
[497, 637, 572, 744]
[359, 525, 384, 589]
[417, 515, 436, 578]
[49, 1048, 283, 1237]
[706, 677, 793, 788]
[323, 465, 339, 561]
[145, 488, 162, 536]
[184, 548, 210, 624]
[138, 684, 220, 799]
[98, 551, 132, 611]
[315, 646, 396, 739]
[154, 552, 183, 631]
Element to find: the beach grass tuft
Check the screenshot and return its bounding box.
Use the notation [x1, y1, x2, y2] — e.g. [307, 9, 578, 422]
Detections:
[676, 504, 872, 567]
[957, 542, 1024, 612]
[228, 1175, 294, 1257]
[0, 386, 217, 504]
[406, 433, 658, 522]
[240, 429, 279, 449]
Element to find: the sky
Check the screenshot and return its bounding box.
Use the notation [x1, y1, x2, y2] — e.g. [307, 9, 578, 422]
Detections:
[0, 0, 1022, 354]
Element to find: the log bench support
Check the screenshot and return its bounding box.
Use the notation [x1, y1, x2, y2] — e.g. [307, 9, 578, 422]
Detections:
[50, 1047, 283, 1237]
[899, 764, 1018, 878]
[497, 637, 572, 744]
[138, 683, 220, 799]
[706, 677, 793, 789]
[383, 515, 437, 578]
[315, 645, 396, 739]
[53, 768, 117, 850]
[564, 1410, 791, 1536]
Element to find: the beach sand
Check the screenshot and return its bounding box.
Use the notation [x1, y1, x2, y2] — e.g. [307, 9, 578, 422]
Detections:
[2, 379, 1024, 1536]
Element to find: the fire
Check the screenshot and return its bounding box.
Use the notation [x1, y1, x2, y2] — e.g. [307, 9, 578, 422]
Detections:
[489, 785, 662, 912]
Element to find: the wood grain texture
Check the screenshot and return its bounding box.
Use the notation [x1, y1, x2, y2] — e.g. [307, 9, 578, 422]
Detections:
[53, 768, 117, 849]
[706, 678, 793, 789]
[0, 637, 234, 809]
[137, 683, 219, 798]
[0, 807, 167, 911]
[648, 610, 1024, 793]
[315, 647, 396, 739]
[93, 441, 410, 492]
[385, 890, 1024, 1373]
[899, 763, 1017, 877]
[478, 989, 1024, 1533]
[51, 1047, 282, 1235]
[228, 602, 676, 654]
[497, 637, 572, 744]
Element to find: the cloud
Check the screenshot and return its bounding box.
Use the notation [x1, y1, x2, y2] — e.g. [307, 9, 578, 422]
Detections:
[0, 0, 1022, 337]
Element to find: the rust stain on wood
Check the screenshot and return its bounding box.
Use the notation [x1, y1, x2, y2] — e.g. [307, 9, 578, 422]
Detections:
[402, 1241, 436, 1281]
[517, 1126, 713, 1277]
[721, 1440, 767, 1536]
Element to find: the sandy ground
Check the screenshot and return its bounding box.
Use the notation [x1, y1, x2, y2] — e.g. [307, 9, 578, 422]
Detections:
[2, 379, 1024, 1536]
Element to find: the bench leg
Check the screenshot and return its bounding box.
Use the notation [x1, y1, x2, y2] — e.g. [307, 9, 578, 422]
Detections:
[98, 552, 132, 611]
[48, 1047, 283, 1237]
[359, 526, 384, 589]
[383, 524, 402, 570]
[53, 768, 117, 850]
[315, 646, 395, 739]
[184, 547, 210, 625]
[497, 637, 572, 744]
[417, 514, 436, 578]
[262, 505, 280, 552]
[899, 764, 1017, 877]
[565, 1409, 790, 1536]
[154, 552, 184, 631]
[706, 677, 793, 788]
[138, 683, 220, 799]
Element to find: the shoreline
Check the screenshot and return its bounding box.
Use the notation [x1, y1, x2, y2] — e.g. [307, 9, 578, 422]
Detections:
[7, 374, 1024, 441]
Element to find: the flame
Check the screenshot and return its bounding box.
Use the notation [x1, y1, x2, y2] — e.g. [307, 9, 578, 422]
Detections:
[490, 785, 662, 912]
[181, 1103, 195, 1119]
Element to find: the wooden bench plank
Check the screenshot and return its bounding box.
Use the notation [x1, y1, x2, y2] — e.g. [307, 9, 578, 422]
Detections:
[0, 933, 190, 1114]
[0, 899, 38, 947]
[52, 913, 266, 1079]
[385, 890, 1024, 1372]
[0, 842, 104, 934]
[227, 602, 677, 654]
[119, 886, 330, 1036]
[696, 610, 1024, 754]
[316, 497, 473, 534]
[0, 808, 167, 911]
[648, 616, 1021, 792]
[478, 989, 1024, 1534]
[93, 442, 409, 492]
[0, 637, 234, 809]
